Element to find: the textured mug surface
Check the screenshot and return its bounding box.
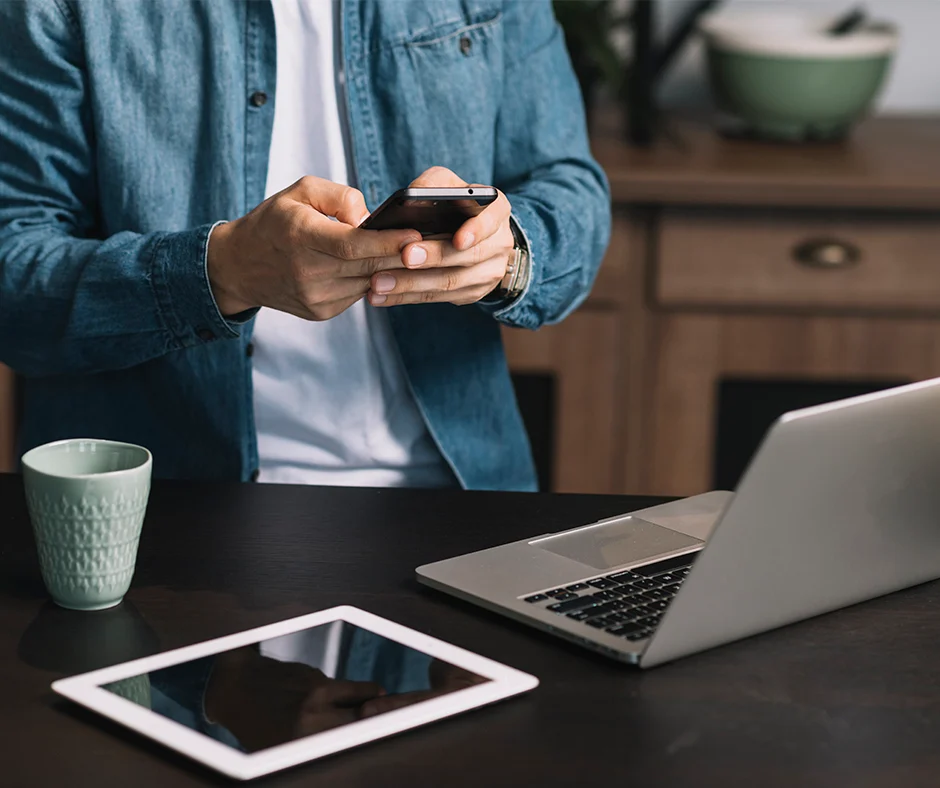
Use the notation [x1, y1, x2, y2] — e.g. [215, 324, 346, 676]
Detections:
[22, 439, 152, 611]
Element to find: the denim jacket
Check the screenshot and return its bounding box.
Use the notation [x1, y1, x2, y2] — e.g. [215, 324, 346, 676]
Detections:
[0, 0, 610, 491]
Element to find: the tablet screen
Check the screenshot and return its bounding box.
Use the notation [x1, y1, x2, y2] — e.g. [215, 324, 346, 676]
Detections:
[99, 620, 490, 754]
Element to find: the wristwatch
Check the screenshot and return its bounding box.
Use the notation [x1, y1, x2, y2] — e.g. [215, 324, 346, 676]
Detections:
[491, 217, 531, 301]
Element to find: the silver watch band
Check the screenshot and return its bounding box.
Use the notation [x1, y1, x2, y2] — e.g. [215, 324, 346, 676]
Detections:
[498, 218, 530, 299]
[500, 245, 528, 298]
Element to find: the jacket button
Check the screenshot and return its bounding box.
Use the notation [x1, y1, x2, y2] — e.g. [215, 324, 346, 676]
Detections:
[245, 342, 254, 357]
[250, 468, 260, 482]
[249, 91, 268, 107]
[197, 328, 216, 341]
[459, 36, 472, 55]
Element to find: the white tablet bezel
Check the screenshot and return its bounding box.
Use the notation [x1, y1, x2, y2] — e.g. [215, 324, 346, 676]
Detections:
[51, 606, 538, 780]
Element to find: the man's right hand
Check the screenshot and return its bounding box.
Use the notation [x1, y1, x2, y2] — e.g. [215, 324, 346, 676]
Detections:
[207, 176, 420, 320]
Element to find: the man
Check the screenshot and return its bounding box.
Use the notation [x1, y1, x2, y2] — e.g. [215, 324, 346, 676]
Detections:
[0, 0, 610, 492]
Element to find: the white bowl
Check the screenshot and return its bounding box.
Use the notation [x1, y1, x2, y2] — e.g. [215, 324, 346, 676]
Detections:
[699, 9, 898, 60]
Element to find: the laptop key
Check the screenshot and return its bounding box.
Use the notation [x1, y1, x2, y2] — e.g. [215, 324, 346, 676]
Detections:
[565, 583, 589, 591]
[524, 594, 548, 603]
[587, 577, 618, 589]
[586, 617, 609, 628]
[631, 552, 699, 577]
[583, 602, 618, 619]
[548, 596, 597, 613]
[608, 570, 638, 581]
[591, 590, 618, 602]
[626, 631, 649, 641]
[553, 592, 578, 601]
[608, 622, 643, 636]
[567, 610, 592, 621]
[545, 588, 569, 597]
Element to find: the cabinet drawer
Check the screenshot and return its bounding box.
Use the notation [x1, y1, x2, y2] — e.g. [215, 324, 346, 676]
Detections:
[656, 209, 940, 312]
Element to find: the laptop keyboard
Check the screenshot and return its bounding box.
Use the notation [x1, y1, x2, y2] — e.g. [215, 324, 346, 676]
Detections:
[522, 551, 699, 643]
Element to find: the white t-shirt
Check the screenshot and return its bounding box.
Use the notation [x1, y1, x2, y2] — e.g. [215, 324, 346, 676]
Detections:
[251, 0, 452, 488]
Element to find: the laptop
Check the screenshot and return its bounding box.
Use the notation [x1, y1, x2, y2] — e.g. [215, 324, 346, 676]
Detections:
[417, 378, 940, 667]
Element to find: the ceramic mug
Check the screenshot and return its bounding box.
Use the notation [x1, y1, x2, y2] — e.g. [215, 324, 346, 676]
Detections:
[22, 439, 152, 611]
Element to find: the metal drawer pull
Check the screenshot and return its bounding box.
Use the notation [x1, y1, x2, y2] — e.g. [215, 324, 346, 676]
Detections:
[792, 238, 861, 269]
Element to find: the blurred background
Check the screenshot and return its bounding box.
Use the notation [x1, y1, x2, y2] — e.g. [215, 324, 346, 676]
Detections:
[656, 0, 939, 116]
[2, 0, 940, 497]
[503, 0, 940, 496]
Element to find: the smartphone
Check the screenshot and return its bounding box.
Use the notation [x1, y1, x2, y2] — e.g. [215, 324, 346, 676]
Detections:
[359, 186, 498, 238]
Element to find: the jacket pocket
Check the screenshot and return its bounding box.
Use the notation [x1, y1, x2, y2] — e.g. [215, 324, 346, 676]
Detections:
[405, 10, 502, 49]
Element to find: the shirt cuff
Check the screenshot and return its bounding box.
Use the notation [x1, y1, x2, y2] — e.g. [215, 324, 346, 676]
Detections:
[150, 221, 256, 347]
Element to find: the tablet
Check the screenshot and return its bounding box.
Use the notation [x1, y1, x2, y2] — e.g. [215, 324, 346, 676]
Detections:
[52, 606, 538, 780]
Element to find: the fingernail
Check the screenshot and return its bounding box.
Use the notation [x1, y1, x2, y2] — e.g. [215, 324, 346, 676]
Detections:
[374, 274, 396, 293]
[371, 293, 387, 305]
[459, 232, 474, 250]
[357, 212, 369, 226]
[406, 246, 427, 267]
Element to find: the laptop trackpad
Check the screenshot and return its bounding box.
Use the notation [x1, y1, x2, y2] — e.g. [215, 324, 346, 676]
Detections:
[531, 517, 702, 571]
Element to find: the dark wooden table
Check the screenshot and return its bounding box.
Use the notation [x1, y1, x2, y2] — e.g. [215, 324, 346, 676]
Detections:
[3, 474, 940, 787]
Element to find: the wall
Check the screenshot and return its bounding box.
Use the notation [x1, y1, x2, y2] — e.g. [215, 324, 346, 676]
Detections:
[655, 0, 940, 114]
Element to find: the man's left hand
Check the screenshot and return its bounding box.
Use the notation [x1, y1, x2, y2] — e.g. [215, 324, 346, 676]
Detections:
[367, 167, 514, 307]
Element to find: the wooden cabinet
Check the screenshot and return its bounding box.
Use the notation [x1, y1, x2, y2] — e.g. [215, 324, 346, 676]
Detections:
[657, 208, 940, 312]
[504, 114, 940, 497]
[503, 310, 623, 494]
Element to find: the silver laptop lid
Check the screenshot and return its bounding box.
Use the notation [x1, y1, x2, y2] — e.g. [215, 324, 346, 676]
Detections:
[643, 377, 940, 667]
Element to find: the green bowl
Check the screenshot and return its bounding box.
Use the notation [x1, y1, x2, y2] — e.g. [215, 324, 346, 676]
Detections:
[700, 11, 898, 141]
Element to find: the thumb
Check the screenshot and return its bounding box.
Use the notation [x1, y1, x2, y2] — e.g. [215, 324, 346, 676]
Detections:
[287, 176, 369, 226]
[409, 166, 468, 188]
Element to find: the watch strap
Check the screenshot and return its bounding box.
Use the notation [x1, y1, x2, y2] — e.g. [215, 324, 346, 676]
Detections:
[498, 217, 531, 299]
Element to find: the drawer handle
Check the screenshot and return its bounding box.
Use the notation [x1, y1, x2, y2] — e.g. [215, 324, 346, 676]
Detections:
[792, 238, 861, 269]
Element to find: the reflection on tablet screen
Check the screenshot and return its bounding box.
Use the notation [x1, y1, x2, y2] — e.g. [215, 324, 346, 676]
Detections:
[101, 621, 489, 753]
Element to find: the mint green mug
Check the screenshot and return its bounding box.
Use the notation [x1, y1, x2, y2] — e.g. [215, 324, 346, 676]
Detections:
[22, 439, 152, 611]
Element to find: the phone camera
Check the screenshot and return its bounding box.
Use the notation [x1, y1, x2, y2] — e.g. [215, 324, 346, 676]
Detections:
[468, 188, 474, 195]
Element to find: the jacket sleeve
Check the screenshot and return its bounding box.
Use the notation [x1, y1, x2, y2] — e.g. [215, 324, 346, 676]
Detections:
[0, 0, 246, 378]
[479, 0, 612, 331]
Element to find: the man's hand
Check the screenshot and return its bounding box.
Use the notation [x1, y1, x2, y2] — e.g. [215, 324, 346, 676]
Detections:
[293, 677, 385, 737]
[207, 176, 421, 320]
[357, 659, 488, 719]
[367, 167, 514, 308]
